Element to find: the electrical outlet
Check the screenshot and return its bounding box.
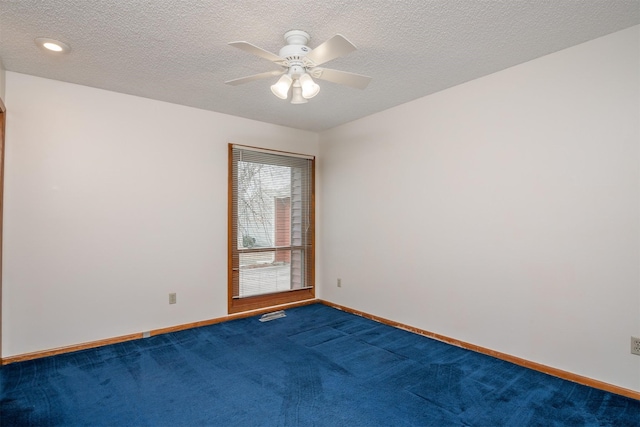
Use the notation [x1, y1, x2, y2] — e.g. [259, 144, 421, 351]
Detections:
[337, 278, 342, 287]
[632, 336, 640, 356]
[169, 293, 177, 304]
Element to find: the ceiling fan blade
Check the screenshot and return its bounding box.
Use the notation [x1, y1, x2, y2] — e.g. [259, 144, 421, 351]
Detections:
[228, 41, 285, 64]
[304, 34, 357, 66]
[225, 70, 284, 86]
[313, 68, 372, 90]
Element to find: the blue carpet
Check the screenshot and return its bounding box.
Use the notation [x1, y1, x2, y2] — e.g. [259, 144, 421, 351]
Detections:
[1, 303, 639, 426]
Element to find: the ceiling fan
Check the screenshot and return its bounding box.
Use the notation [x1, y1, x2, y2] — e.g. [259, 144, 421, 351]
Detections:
[225, 30, 372, 104]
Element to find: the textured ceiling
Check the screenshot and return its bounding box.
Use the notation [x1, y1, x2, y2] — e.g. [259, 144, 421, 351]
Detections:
[0, 1, 638, 132]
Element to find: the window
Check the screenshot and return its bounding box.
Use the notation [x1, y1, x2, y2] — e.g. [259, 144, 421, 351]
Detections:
[228, 144, 315, 313]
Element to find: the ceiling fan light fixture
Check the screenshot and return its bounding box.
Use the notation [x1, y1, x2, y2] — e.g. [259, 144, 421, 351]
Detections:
[270, 74, 293, 99]
[299, 73, 320, 99]
[228, 30, 371, 104]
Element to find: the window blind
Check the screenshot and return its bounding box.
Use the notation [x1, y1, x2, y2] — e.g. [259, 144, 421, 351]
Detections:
[229, 145, 314, 306]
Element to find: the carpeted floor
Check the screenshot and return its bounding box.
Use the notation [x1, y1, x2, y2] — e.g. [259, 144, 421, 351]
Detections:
[1, 303, 639, 426]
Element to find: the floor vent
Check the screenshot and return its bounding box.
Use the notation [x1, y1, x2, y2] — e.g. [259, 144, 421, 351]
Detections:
[259, 310, 286, 322]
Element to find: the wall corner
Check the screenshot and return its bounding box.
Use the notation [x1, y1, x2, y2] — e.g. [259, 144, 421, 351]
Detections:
[0, 58, 6, 106]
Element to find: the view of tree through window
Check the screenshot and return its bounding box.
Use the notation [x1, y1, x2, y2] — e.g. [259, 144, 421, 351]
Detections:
[237, 161, 293, 297]
[229, 145, 314, 313]
[237, 162, 289, 249]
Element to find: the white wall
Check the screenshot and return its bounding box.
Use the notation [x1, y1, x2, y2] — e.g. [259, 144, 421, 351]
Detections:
[319, 26, 639, 392]
[2, 72, 318, 357]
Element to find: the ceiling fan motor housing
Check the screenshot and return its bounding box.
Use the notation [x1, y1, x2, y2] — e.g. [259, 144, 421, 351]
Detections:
[279, 30, 312, 69]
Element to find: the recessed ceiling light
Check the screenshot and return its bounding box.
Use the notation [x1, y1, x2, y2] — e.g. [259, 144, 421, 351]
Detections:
[35, 37, 71, 53]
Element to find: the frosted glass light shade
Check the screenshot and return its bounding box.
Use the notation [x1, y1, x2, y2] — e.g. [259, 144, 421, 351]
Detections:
[290, 86, 308, 104]
[270, 74, 293, 99]
[299, 73, 320, 99]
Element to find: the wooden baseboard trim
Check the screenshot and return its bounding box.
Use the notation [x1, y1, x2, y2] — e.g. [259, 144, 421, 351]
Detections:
[319, 300, 640, 401]
[1, 298, 318, 366]
[1, 333, 144, 365]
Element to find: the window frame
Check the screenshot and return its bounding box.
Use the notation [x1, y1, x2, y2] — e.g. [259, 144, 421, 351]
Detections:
[227, 144, 315, 314]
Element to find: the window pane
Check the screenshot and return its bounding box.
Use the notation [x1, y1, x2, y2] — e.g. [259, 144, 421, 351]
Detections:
[237, 161, 290, 249]
[237, 249, 307, 297]
[239, 252, 290, 297]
